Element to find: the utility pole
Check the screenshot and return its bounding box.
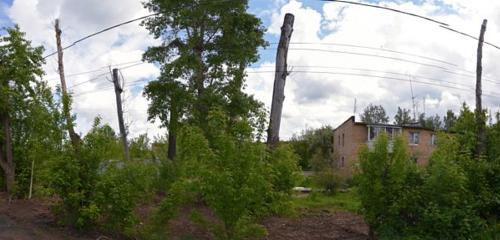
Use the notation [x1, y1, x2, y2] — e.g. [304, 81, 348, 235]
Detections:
[112, 69, 130, 161]
[267, 13, 294, 148]
[55, 19, 81, 149]
[475, 19, 487, 158]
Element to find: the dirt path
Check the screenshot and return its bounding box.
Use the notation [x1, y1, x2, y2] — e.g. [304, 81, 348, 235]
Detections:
[0, 193, 93, 240]
[0, 193, 368, 240]
[263, 211, 368, 240]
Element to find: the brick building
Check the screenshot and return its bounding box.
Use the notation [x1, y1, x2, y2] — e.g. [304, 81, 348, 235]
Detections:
[332, 116, 436, 177]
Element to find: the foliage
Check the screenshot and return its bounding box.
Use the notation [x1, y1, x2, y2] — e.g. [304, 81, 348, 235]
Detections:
[289, 125, 333, 170]
[418, 113, 442, 130]
[142, 0, 268, 160]
[129, 134, 152, 160]
[360, 104, 389, 124]
[152, 109, 300, 239]
[451, 103, 476, 153]
[355, 124, 500, 238]
[393, 107, 412, 126]
[313, 170, 341, 195]
[356, 133, 419, 237]
[50, 117, 158, 235]
[443, 109, 457, 131]
[0, 26, 50, 195]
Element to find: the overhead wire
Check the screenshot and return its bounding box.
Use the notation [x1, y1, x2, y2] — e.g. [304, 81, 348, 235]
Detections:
[244, 70, 500, 99]
[322, 0, 500, 50]
[274, 42, 457, 66]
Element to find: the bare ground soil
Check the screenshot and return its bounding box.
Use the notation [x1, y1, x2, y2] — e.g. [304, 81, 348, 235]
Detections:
[0, 193, 368, 240]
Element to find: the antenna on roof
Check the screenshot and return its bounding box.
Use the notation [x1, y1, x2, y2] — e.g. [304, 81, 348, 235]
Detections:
[423, 96, 426, 116]
[353, 98, 357, 116]
[409, 74, 417, 120]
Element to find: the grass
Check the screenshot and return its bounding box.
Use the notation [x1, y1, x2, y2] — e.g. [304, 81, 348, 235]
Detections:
[291, 188, 361, 214]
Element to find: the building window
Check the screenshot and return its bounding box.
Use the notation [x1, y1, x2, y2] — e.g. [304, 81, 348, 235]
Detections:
[431, 134, 437, 146]
[341, 156, 345, 168]
[409, 132, 420, 145]
[342, 133, 345, 147]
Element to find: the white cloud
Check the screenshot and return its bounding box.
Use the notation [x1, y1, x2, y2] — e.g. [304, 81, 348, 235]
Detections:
[248, 0, 500, 138]
[7, 0, 163, 138]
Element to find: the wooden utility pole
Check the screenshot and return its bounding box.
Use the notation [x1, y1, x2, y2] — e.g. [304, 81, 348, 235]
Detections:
[55, 19, 81, 149]
[475, 19, 487, 158]
[112, 69, 130, 161]
[267, 13, 294, 148]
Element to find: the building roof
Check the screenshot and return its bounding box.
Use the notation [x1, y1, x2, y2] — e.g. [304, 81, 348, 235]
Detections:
[334, 116, 435, 132]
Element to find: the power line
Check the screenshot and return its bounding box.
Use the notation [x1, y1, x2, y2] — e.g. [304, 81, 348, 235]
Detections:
[245, 70, 499, 99]
[286, 48, 449, 70]
[254, 65, 477, 88]
[65, 62, 146, 89]
[321, 0, 449, 26]
[44, 60, 143, 81]
[275, 42, 457, 66]
[323, 0, 500, 50]
[43, 13, 160, 59]
[439, 25, 500, 50]
[256, 64, 500, 86]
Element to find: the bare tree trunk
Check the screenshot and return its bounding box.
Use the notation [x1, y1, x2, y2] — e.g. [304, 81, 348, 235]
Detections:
[0, 114, 15, 200]
[55, 19, 81, 150]
[167, 131, 176, 161]
[112, 69, 130, 161]
[267, 13, 294, 148]
[167, 104, 178, 160]
[475, 19, 487, 158]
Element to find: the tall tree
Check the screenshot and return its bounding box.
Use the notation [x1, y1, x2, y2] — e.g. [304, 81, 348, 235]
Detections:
[0, 26, 45, 196]
[394, 107, 412, 126]
[443, 110, 457, 131]
[142, 0, 267, 159]
[419, 113, 442, 130]
[360, 104, 389, 124]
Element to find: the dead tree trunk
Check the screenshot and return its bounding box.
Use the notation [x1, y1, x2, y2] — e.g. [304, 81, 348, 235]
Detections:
[0, 114, 15, 199]
[55, 19, 81, 149]
[267, 13, 294, 148]
[475, 19, 487, 158]
[112, 69, 130, 161]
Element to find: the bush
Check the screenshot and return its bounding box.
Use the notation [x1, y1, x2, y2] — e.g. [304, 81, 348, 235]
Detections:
[151, 109, 300, 239]
[50, 117, 157, 235]
[356, 132, 495, 239]
[314, 170, 340, 195]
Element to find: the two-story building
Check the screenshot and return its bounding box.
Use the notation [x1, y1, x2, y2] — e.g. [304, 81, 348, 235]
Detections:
[332, 116, 436, 177]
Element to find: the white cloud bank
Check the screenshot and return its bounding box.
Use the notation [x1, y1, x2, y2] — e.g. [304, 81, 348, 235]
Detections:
[247, 0, 500, 138]
[5, 0, 500, 140]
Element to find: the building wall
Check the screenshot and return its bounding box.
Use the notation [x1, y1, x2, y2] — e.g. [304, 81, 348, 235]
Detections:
[402, 128, 435, 165]
[332, 118, 367, 177]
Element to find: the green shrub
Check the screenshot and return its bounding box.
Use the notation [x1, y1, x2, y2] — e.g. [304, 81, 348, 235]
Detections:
[314, 170, 340, 195]
[152, 109, 300, 239]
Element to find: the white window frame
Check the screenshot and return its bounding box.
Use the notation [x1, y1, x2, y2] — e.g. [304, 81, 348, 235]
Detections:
[409, 132, 420, 145]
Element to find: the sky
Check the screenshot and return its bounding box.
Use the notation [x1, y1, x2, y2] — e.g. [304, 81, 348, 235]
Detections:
[1, 0, 500, 140]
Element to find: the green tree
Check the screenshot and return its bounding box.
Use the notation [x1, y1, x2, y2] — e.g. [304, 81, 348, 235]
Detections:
[356, 133, 419, 238]
[142, 0, 267, 159]
[152, 109, 299, 239]
[393, 107, 412, 126]
[443, 109, 457, 131]
[289, 126, 333, 171]
[129, 134, 152, 160]
[360, 104, 389, 124]
[419, 113, 442, 130]
[0, 26, 46, 197]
